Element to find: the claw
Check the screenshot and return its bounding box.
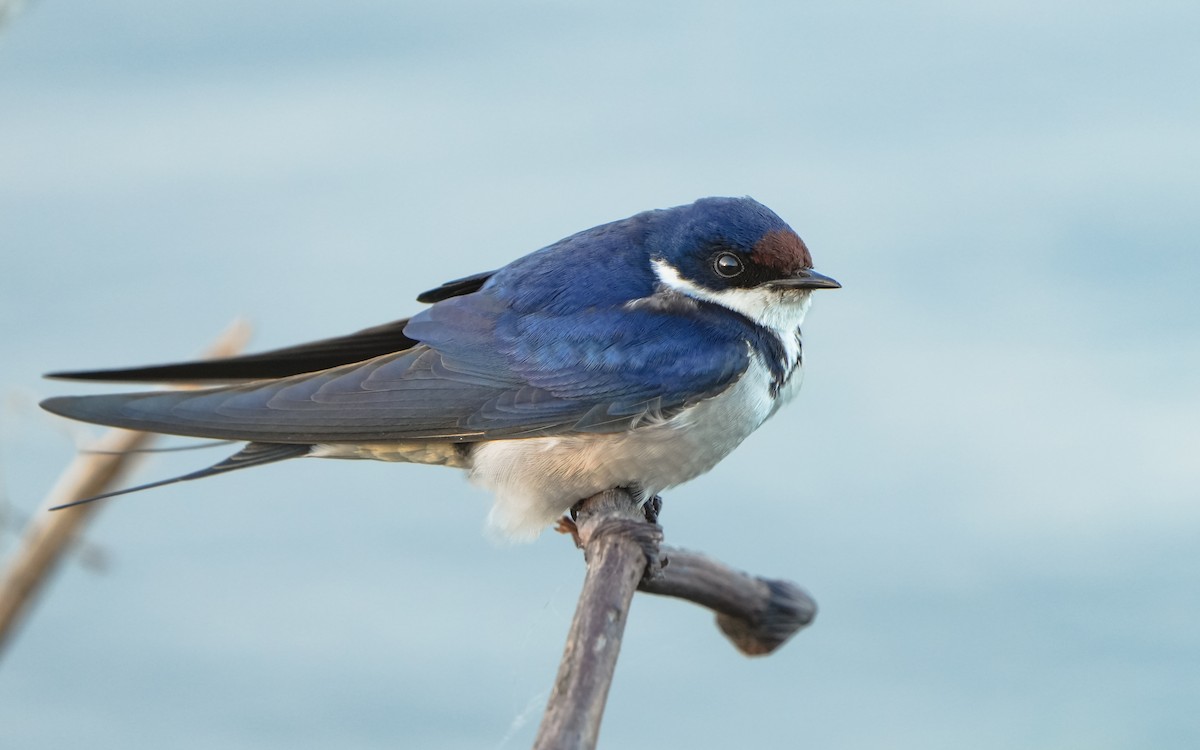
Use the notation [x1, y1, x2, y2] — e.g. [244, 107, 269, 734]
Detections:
[642, 495, 663, 524]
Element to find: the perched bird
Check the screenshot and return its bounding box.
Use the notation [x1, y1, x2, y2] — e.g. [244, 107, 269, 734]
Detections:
[41, 197, 839, 539]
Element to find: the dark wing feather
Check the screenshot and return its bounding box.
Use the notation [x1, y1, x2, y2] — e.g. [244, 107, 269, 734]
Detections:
[416, 270, 496, 303]
[46, 319, 419, 384]
[49, 443, 312, 510]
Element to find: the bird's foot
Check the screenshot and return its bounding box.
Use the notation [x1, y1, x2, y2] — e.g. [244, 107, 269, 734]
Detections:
[555, 515, 583, 549]
[561, 490, 665, 579]
[641, 494, 663, 525]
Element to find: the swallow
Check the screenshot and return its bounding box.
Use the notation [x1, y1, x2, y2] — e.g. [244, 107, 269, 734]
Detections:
[41, 197, 840, 539]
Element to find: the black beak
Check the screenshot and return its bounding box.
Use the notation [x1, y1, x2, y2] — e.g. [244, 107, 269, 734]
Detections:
[770, 268, 841, 290]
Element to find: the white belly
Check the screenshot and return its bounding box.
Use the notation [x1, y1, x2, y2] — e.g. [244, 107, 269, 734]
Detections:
[470, 354, 793, 540]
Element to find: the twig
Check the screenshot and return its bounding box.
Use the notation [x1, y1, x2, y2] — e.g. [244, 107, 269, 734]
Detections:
[0, 321, 250, 658]
[533, 488, 662, 750]
[535, 491, 817, 749]
[639, 546, 816, 656]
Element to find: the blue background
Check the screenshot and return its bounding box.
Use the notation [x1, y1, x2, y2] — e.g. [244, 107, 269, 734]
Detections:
[2, 2, 1197, 748]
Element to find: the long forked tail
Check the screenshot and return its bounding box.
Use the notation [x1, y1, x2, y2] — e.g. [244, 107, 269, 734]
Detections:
[50, 442, 312, 510]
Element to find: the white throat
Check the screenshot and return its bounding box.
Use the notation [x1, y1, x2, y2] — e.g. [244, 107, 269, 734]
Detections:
[650, 258, 811, 366]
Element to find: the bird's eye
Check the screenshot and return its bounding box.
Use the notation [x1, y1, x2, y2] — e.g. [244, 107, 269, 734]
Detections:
[713, 252, 744, 278]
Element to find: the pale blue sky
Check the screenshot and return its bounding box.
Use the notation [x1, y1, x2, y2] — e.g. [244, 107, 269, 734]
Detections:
[2, 2, 1198, 748]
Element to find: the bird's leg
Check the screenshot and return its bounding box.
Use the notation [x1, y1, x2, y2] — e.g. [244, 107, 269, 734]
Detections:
[619, 484, 664, 524]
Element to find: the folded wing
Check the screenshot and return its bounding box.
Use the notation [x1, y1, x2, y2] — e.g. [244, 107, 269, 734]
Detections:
[41, 293, 752, 444]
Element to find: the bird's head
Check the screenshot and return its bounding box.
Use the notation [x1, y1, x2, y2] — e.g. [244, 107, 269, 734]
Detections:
[646, 197, 840, 332]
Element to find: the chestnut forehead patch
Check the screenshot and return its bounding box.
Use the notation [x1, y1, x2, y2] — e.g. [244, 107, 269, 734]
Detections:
[751, 229, 813, 274]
